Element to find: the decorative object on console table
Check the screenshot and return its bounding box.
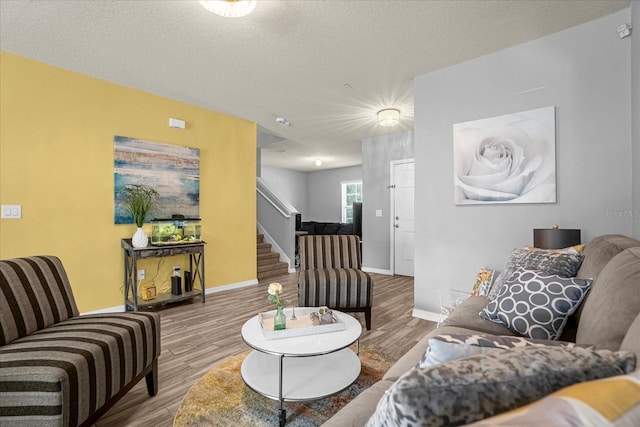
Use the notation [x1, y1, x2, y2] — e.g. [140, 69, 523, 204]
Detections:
[120, 184, 159, 248]
[533, 225, 581, 249]
[171, 276, 182, 296]
[151, 218, 202, 245]
[184, 270, 192, 292]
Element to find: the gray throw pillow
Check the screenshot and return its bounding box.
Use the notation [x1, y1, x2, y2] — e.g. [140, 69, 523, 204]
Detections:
[480, 269, 592, 340]
[487, 248, 584, 300]
[416, 333, 587, 369]
[366, 346, 636, 427]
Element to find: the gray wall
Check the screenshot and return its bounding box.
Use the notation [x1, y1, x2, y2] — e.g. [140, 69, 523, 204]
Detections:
[414, 9, 636, 316]
[261, 166, 309, 214]
[633, 2, 640, 238]
[261, 165, 363, 223]
[307, 165, 362, 222]
[362, 131, 414, 271]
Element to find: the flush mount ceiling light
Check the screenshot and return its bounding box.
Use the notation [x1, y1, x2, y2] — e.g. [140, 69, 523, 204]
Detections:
[198, 0, 256, 18]
[315, 159, 323, 167]
[378, 108, 400, 127]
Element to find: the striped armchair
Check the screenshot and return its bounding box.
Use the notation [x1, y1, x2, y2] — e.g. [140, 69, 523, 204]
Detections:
[0, 256, 161, 427]
[297, 235, 373, 330]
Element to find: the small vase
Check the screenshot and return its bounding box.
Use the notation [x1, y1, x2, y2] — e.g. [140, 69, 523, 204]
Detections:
[274, 306, 286, 331]
[132, 227, 148, 248]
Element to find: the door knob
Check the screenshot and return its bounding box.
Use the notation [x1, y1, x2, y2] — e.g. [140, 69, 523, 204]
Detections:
[394, 224, 399, 228]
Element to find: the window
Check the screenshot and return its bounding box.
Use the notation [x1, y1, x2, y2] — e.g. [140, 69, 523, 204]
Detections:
[341, 180, 363, 223]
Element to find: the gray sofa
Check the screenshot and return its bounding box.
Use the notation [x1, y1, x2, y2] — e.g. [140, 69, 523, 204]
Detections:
[324, 234, 640, 426]
[0, 256, 161, 427]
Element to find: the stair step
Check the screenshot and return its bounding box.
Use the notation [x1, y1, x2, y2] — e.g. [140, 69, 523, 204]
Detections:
[257, 261, 289, 280]
[257, 252, 280, 266]
[257, 234, 264, 244]
[257, 242, 272, 254]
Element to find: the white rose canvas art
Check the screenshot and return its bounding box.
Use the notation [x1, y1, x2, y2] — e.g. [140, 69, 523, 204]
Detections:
[453, 106, 556, 205]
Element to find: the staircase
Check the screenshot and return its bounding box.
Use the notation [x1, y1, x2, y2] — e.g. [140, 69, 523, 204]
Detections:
[257, 234, 289, 280]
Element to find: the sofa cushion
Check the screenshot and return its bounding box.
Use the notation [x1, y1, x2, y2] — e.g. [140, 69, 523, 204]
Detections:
[366, 346, 635, 427]
[298, 268, 372, 309]
[480, 269, 592, 340]
[487, 248, 584, 300]
[439, 296, 516, 336]
[621, 314, 640, 357]
[0, 312, 160, 427]
[576, 234, 640, 280]
[468, 368, 640, 427]
[322, 379, 395, 427]
[0, 256, 80, 346]
[298, 235, 362, 270]
[576, 247, 640, 350]
[417, 333, 587, 369]
[383, 334, 431, 382]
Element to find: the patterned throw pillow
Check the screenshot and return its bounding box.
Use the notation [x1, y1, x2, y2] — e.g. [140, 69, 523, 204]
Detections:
[470, 269, 495, 297]
[416, 333, 587, 369]
[487, 248, 584, 301]
[480, 269, 592, 340]
[366, 346, 636, 427]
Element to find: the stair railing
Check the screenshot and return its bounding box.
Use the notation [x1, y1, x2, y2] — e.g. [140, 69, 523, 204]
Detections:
[256, 177, 298, 271]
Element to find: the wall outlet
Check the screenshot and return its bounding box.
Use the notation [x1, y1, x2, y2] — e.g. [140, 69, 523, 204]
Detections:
[137, 269, 145, 280]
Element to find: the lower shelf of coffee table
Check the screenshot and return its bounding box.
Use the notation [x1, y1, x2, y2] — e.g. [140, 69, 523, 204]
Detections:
[241, 347, 360, 401]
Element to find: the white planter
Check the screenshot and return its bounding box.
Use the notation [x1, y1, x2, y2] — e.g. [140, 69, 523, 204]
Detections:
[132, 227, 148, 248]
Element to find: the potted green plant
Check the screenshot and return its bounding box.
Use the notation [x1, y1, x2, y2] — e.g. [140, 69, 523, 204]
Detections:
[121, 184, 159, 247]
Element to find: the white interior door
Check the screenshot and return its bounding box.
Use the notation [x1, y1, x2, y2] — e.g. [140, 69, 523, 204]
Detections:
[392, 160, 415, 276]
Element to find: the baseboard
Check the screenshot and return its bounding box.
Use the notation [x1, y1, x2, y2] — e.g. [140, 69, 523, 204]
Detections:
[412, 308, 441, 323]
[80, 279, 259, 315]
[81, 305, 126, 314]
[204, 279, 258, 294]
[362, 267, 393, 275]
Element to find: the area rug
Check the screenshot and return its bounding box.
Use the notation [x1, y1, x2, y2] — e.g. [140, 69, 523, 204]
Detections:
[173, 345, 394, 426]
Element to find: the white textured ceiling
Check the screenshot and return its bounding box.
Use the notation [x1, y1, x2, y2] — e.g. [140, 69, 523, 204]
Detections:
[0, 0, 630, 171]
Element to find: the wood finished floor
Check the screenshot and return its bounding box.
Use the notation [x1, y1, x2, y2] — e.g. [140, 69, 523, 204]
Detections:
[96, 272, 436, 426]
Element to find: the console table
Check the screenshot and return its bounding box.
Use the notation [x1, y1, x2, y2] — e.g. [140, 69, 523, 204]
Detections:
[121, 238, 205, 311]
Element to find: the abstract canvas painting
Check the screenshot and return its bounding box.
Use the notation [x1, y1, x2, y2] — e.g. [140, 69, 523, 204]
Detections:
[114, 135, 200, 224]
[453, 106, 556, 205]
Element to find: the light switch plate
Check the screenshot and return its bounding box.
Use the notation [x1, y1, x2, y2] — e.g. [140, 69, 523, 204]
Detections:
[375, 209, 382, 217]
[1, 205, 22, 219]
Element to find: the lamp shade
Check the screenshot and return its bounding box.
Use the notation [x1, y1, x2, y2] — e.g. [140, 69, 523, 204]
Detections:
[378, 108, 400, 126]
[533, 228, 581, 249]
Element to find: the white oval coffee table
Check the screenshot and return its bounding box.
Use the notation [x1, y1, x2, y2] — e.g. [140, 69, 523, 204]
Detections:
[241, 308, 362, 426]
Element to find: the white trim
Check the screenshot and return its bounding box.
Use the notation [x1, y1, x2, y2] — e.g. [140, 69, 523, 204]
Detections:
[412, 308, 441, 322]
[205, 278, 258, 294]
[362, 267, 393, 275]
[81, 305, 126, 314]
[80, 279, 259, 315]
[256, 222, 291, 267]
[256, 177, 298, 218]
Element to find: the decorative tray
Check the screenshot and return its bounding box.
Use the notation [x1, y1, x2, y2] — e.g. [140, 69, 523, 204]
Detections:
[259, 307, 345, 340]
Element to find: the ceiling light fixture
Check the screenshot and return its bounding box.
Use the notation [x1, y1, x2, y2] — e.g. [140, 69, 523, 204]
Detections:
[198, 0, 256, 18]
[315, 159, 323, 167]
[378, 108, 400, 127]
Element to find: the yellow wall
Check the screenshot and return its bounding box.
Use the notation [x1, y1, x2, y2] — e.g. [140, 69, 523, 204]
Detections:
[0, 52, 257, 312]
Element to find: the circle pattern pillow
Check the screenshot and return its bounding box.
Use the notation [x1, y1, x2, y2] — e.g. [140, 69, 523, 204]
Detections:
[480, 269, 592, 340]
